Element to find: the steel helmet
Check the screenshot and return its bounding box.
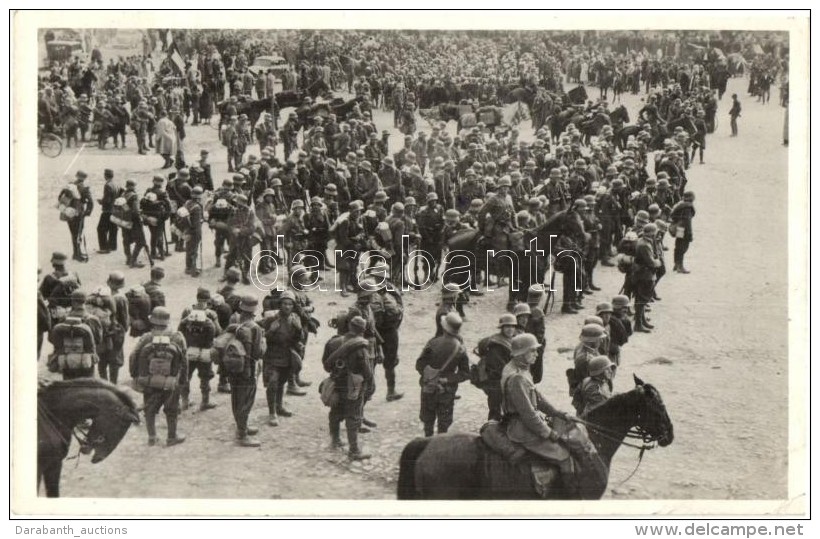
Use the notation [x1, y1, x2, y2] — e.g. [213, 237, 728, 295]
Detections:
[511, 333, 541, 357]
[588, 355, 614, 376]
[498, 313, 518, 328]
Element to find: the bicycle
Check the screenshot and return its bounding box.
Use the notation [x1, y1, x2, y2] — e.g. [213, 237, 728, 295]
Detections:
[38, 124, 63, 158]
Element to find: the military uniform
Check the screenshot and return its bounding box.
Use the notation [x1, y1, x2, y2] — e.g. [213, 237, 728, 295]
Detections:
[261, 305, 303, 425]
[97, 174, 122, 253]
[227, 301, 266, 445]
[579, 375, 612, 416]
[415, 329, 470, 436]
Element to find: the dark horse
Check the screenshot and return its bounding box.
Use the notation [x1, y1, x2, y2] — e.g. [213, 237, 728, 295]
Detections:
[444, 211, 570, 311]
[216, 97, 272, 134]
[38, 378, 140, 497]
[397, 375, 674, 499]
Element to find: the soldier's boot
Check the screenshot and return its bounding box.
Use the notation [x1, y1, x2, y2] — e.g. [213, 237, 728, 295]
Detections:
[641, 309, 655, 330]
[217, 375, 231, 393]
[166, 414, 186, 447]
[347, 428, 371, 461]
[199, 390, 217, 411]
[329, 419, 345, 449]
[385, 369, 404, 402]
[295, 373, 312, 388]
[634, 305, 651, 333]
[423, 422, 435, 437]
[361, 417, 377, 428]
[286, 374, 307, 396]
[267, 387, 279, 426]
[236, 429, 262, 447]
[145, 414, 159, 446]
[275, 389, 293, 417]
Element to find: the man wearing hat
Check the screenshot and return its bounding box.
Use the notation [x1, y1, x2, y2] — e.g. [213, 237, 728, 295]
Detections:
[346, 283, 384, 431]
[335, 200, 366, 296]
[322, 314, 374, 460]
[415, 312, 470, 437]
[259, 290, 303, 426]
[122, 179, 151, 268]
[129, 306, 188, 446]
[96, 169, 122, 254]
[632, 223, 662, 332]
[141, 266, 166, 314]
[182, 186, 205, 277]
[143, 175, 173, 260]
[154, 110, 177, 169]
[416, 192, 445, 283]
[60, 171, 94, 262]
[177, 287, 221, 412]
[226, 296, 266, 447]
[48, 289, 103, 380]
[525, 284, 547, 383]
[670, 191, 696, 274]
[569, 323, 605, 414]
[131, 101, 154, 155]
[97, 272, 129, 384]
[578, 356, 614, 416]
[499, 332, 573, 471]
[223, 194, 255, 285]
[282, 112, 300, 160]
[475, 314, 518, 421]
[255, 113, 278, 154]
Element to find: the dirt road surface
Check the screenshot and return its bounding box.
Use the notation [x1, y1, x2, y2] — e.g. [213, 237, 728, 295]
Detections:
[34, 76, 789, 501]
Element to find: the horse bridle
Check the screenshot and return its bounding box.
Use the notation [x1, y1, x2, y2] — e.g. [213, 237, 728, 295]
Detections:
[37, 398, 98, 460]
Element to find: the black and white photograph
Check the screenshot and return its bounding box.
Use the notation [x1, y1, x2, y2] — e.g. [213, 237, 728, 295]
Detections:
[11, 10, 809, 518]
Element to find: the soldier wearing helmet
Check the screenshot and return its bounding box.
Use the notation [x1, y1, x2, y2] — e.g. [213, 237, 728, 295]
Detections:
[222, 193, 255, 285]
[415, 312, 470, 437]
[474, 314, 518, 421]
[416, 191, 445, 282]
[579, 356, 614, 416]
[280, 200, 309, 271]
[500, 333, 573, 462]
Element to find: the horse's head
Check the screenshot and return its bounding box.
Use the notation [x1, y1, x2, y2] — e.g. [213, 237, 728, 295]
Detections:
[631, 374, 674, 447]
[616, 105, 630, 125]
[85, 385, 140, 464]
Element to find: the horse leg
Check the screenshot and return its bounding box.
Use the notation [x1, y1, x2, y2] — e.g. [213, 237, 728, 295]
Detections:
[43, 461, 62, 498]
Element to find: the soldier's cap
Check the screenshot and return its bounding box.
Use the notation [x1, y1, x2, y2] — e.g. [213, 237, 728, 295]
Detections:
[349, 200, 364, 211]
[152, 174, 165, 183]
[360, 161, 372, 170]
[581, 324, 605, 342]
[643, 222, 658, 235]
[51, 251, 68, 264]
[683, 191, 695, 201]
[444, 209, 460, 220]
[425, 192, 439, 202]
[573, 199, 588, 210]
[374, 191, 388, 202]
[196, 287, 212, 300]
[75, 170, 88, 181]
[232, 173, 245, 182]
[442, 282, 461, 297]
[226, 267, 242, 281]
[349, 315, 367, 333]
[655, 219, 669, 232]
[440, 312, 463, 336]
[391, 201, 405, 213]
[584, 315, 605, 327]
[404, 196, 417, 207]
[191, 186, 204, 197]
[549, 168, 561, 178]
[126, 179, 137, 188]
[612, 294, 630, 309]
[584, 194, 596, 205]
[103, 168, 114, 179]
[324, 183, 338, 195]
[239, 295, 258, 313]
[589, 355, 614, 376]
[70, 289, 87, 303]
[498, 313, 518, 328]
[497, 176, 512, 188]
[513, 303, 531, 316]
[291, 200, 305, 209]
[107, 271, 125, 286]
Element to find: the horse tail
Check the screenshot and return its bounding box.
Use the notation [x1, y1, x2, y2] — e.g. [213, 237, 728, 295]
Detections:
[397, 437, 432, 500]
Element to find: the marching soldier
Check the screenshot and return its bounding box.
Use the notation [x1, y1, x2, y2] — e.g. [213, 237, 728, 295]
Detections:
[47, 290, 102, 380]
[129, 306, 188, 446]
[226, 296, 266, 447]
[322, 314, 374, 460]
